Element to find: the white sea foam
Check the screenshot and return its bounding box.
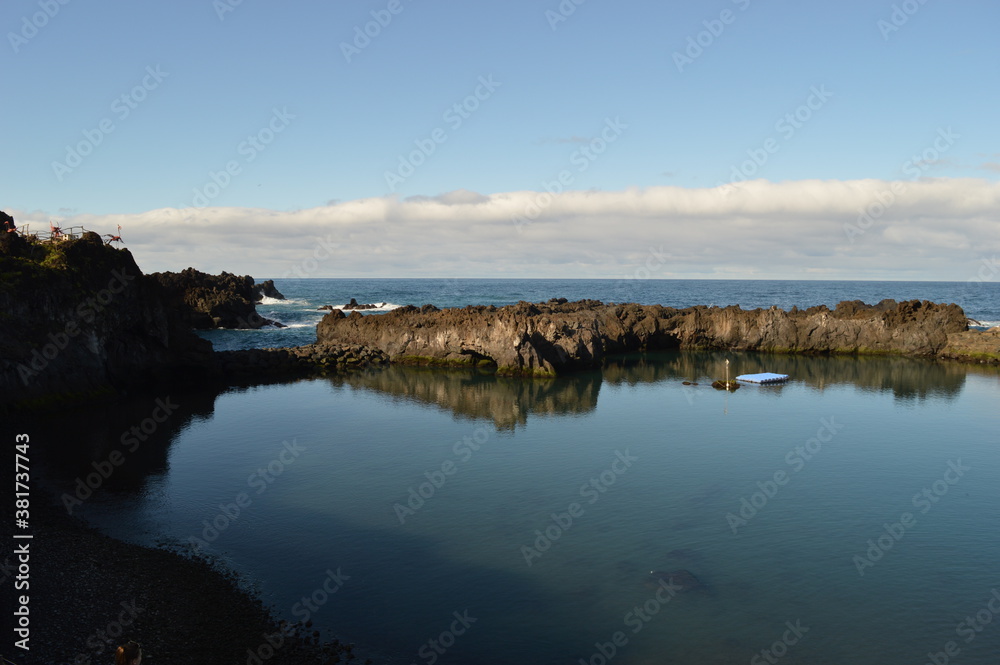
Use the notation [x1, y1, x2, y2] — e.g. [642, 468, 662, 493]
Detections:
[260, 296, 310, 305]
[328, 301, 402, 313]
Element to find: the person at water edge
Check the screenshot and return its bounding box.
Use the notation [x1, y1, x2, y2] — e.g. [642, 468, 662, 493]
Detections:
[114, 640, 142, 665]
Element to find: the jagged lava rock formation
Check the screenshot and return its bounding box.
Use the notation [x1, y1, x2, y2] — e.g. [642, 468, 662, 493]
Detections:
[1, 231, 212, 406]
[316, 298, 974, 376]
[252, 279, 284, 302]
[149, 268, 282, 329]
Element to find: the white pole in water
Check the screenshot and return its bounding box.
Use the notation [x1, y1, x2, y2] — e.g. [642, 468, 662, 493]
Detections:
[725, 358, 730, 388]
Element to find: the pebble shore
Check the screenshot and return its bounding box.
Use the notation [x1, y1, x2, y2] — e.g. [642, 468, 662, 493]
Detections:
[0, 495, 376, 665]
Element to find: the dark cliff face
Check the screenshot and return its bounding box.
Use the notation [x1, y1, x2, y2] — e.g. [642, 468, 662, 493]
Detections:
[149, 268, 276, 329]
[316, 298, 972, 376]
[0, 232, 211, 409]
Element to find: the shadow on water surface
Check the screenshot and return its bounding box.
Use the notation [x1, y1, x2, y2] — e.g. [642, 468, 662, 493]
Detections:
[19, 387, 602, 664]
[19, 386, 221, 493]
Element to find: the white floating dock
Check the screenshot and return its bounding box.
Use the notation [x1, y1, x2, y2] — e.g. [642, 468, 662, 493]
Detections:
[736, 372, 790, 384]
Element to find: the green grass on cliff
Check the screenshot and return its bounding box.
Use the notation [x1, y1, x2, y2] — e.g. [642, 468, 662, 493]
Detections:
[0, 234, 135, 296]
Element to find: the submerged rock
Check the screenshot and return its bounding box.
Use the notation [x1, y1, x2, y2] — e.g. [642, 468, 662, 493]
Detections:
[711, 380, 740, 391]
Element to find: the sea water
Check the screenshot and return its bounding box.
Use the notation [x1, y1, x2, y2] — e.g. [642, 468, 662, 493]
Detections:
[27, 280, 1000, 664]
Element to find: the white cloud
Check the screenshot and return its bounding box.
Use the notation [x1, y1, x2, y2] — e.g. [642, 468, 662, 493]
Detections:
[10, 178, 1000, 280]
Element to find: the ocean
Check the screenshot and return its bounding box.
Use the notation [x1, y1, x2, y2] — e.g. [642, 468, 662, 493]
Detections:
[27, 279, 1000, 664]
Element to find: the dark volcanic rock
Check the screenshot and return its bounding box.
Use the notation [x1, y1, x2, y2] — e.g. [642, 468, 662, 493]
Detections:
[0, 231, 402, 410]
[149, 268, 278, 329]
[1, 211, 28, 256]
[252, 278, 285, 301]
[0, 233, 212, 409]
[940, 327, 1000, 364]
[213, 343, 389, 381]
[316, 299, 969, 377]
[342, 297, 380, 310]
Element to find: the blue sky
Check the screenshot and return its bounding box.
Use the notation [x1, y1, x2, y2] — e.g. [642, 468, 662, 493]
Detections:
[2, 0, 998, 278]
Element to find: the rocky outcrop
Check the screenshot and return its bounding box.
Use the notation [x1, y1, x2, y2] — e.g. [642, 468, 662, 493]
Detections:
[251, 279, 284, 302]
[316, 298, 970, 376]
[342, 298, 380, 310]
[0, 230, 391, 410]
[0, 231, 212, 409]
[214, 344, 388, 381]
[149, 268, 280, 329]
[939, 327, 1000, 364]
[318, 298, 382, 311]
[1, 210, 16, 233]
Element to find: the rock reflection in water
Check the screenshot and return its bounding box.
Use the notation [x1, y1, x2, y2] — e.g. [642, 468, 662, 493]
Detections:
[334, 351, 981, 431]
[331, 365, 602, 429]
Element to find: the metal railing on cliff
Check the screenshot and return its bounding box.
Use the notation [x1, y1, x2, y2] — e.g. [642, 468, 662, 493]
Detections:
[14, 223, 123, 246]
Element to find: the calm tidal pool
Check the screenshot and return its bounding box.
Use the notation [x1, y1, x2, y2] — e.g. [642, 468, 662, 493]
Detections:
[31, 352, 1000, 664]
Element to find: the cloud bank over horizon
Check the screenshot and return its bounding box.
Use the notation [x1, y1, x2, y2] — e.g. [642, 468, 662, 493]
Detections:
[11, 178, 999, 282]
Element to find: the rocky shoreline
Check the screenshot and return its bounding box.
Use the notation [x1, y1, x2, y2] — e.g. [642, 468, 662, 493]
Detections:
[4, 226, 996, 410]
[0, 230, 398, 411]
[316, 298, 999, 377]
[0, 492, 377, 665]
